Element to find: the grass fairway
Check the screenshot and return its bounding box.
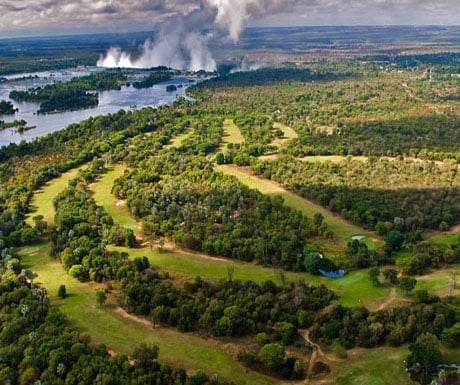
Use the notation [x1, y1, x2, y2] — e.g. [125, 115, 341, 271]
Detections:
[331, 347, 411, 385]
[90, 164, 139, 234]
[220, 118, 244, 149]
[26, 167, 81, 226]
[19, 243, 277, 385]
[273, 122, 298, 140]
[215, 164, 381, 250]
[166, 131, 192, 148]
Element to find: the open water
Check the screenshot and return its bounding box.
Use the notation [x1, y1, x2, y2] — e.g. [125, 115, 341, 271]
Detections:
[0, 67, 197, 148]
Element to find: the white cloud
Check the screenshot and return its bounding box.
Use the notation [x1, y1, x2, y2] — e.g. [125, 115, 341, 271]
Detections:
[0, 0, 459, 37]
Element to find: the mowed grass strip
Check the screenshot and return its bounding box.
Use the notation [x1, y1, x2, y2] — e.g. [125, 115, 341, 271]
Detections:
[219, 118, 245, 152]
[90, 164, 139, 234]
[19, 243, 277, 385]
[273, 122, 298, 140]
[215, 164, 380, 249]
[166, 131, 192, 148]
[26, 167, 81, 226]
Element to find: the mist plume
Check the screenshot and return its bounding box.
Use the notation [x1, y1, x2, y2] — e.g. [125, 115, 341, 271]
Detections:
[97, 0, 300, 71]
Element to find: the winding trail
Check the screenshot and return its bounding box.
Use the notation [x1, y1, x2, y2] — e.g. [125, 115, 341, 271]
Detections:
[299, 329, 326, 380]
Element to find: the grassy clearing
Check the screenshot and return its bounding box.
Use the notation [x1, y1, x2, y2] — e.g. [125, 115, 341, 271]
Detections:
[90, 164, 139, 234]
[268, 122, 298, 150]
[215, 164, 380, 250]
[26, 167, 81, 226]
[273, 122, 298, 140]
[415, 265, 460, 297]
[19, 243, 276, 385]
[166, 131, 192, 148]
[330, 345, 460, 385]
[220, 118, 244, 149]
[427, 228, 460, 246]
[330, 346, 411, 385]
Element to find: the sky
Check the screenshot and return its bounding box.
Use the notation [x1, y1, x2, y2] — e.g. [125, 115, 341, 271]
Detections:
[0, 0, 459, 39]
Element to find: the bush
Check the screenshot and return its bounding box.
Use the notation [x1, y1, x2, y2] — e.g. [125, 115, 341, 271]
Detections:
[256, 332, 269, 346]
[258, 343, 285, 371]
[57, 285, 67, 299]
[69, 264, 89, 282]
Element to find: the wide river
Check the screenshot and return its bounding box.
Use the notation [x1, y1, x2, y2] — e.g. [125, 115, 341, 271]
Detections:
[0, 67, 199, 148]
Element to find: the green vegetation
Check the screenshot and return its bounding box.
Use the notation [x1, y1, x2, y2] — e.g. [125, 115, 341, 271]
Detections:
[26, 167, 81, 225]
[1, 50, 460, 385]
[215, 164, 379, 250]
[219, 119, 245, 151]
[0, 99, 16, 115]
[253, 156, 460, 233]
[112, 154, 330, 271]
[0, 119, 27, 130]
[0, 249, 237, 385]
[132, 71, 172, 89]
[90, 164, 138, 234]
[19, 245, 275, 385]
[9, 72, 127, 113]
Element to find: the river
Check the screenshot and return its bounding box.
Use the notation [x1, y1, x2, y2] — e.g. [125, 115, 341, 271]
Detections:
[0, 67, 198, 148]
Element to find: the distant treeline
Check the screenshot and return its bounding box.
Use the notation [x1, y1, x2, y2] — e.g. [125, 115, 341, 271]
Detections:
[362, 52, 460, 68]
[195, 67, 356, 88]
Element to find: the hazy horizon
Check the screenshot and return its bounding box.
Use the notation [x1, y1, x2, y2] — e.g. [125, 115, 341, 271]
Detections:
[1, 0, 459, 39]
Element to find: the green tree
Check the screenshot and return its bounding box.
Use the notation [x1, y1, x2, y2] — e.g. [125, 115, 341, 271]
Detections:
[132, 343, 159, 368]
[397, 256, 423, 275]
[58, 284, 67, 299]
[69, 264, 89, 282]
[383, 268, 399, 285]
[384, 230, 404, 254]
[368, 267, 381, 287]
[399, 276, 417, 294]
[32, 214, 48, 234]
[276, 322, 296, 345]
[95, 290, 107, 307]
[407, 333, 443, 385]
[215, 152, 225, 165]
[258, 343, 285, 371]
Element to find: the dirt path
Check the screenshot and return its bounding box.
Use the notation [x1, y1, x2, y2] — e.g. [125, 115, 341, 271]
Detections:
[148, 240, 230, 263]
[299, 329, 326, 379]
[114, 307, 152, 328]
[376, 287, 397, 311]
